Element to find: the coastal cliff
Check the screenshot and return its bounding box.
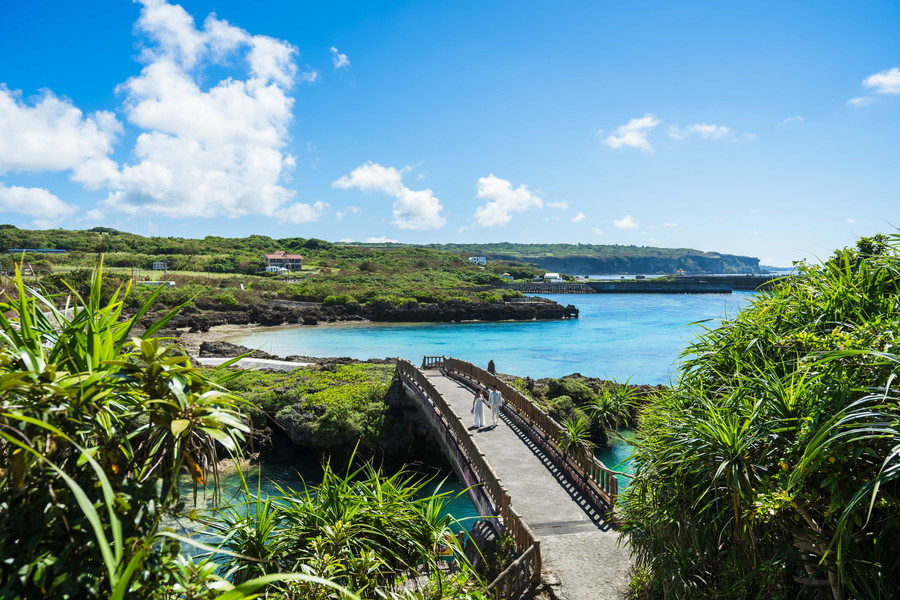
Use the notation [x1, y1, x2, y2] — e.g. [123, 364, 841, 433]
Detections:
[494, 252, 760, 275]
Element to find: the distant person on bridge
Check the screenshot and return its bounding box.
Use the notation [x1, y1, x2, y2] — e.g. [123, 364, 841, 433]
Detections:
[471, 389, 486, 429]
[488, 387, 503, 426]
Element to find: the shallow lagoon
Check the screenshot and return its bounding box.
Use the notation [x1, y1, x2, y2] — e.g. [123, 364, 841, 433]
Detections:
[224, 293, 755, 499]
[230, 292, 755, 385]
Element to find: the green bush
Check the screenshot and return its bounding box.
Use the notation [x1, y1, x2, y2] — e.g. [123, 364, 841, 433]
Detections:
[618, 234, 900, 599]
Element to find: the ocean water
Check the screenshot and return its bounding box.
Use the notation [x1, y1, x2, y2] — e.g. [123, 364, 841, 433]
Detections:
[229, 292, 755, 385]
[222, 293, 756, 509]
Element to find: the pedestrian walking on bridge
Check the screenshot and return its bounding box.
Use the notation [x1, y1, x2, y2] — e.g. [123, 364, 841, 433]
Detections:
[489, 387, 503, 426]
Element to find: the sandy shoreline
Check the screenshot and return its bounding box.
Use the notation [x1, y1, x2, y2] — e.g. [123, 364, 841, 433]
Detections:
[178, 322, 299, 356]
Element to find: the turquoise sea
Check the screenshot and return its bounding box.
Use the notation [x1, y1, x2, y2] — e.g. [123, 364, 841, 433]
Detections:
[218, 292, 756, 521]
[229, 292, 755, 385]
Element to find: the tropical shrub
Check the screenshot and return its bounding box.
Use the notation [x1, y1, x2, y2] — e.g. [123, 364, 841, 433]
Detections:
[619, 235, 900, 599]
[211, 459, 480, 599]
[0, 267, 249, 599]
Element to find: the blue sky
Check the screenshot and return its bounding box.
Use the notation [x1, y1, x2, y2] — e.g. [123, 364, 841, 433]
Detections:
[0, 1, 898, 266]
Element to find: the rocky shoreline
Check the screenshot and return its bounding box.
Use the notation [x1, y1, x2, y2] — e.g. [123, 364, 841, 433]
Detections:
[154, 296, 579, 340]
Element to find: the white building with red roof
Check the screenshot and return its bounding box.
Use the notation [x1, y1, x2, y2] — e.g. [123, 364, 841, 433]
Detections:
[265, 250, 304, 271]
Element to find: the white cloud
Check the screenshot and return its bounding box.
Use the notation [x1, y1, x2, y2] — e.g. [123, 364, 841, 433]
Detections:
[547, 200, 568, 210]
[847, 217, 857, 224]
[333, 162, 405, 195]
[662, 222, 678, 227]
[600, 114, 660, 153]
[862, 67, 900, 95]
[280, 201, 328, 224]
[336, 205, 362, 220]
[777, 115, 804, 127]
[613, 215, 638, 229]
[365, 236, 399, 243]
[330, 46, 350, 69]
[332, 162, 446, 230]
[473, 174, 543, 227]
[0, 86, 121, 178]
[847, 96, 874, 107]
[848, 67, 900, 106]
[571, 212, 585, 223]
[743, 133, 759, 141]
[669, 123, 731, 140]
[98, 0, 300, 220]
[0, 183, 77, 227]
[591, 227, 604, 236]
[299, 70, 320, 84]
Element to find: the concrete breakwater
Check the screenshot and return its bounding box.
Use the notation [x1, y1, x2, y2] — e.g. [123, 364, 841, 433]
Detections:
[506, 274, 783, 295]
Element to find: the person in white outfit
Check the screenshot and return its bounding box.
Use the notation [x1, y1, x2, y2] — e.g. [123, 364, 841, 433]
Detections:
[471, 389, 486, 428]
[489, 387, 502, 426]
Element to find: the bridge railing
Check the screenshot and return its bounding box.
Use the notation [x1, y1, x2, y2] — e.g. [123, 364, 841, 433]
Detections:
[443, 357, 619, 507]
[421, 355, 445, 370]
[396, 360, 541, 598]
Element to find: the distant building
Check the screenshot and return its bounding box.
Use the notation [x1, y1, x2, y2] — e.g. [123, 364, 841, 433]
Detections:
[468, 256, 487, 266]
[500, 272, 513, 280]
[265, 251, 304, 271]
[264, 266, 290, 274]
[152, 261, 168, 271]
[543, 272, 563, 283]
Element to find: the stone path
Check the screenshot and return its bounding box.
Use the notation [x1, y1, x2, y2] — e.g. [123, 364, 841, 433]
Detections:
[425, 372, 631, 600]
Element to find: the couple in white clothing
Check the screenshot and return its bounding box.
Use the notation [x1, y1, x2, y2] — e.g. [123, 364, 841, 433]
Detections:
[471, 386, 503, 428]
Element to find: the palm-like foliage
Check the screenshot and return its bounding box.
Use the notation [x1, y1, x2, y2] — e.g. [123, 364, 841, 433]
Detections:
[211, 458, 479, 599]
[619, 234, 900, 600]
[0, 264, 253, 598]
[559, 415, 596, 460]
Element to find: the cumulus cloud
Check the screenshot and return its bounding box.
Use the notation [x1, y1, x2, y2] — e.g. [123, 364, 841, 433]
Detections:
[613, 215, 638, 229]
[332, 162, 446, 230]
[0, 183, 77, 228]
[473, 175, 543, 227]
[0, 86, 121, 181]
[848, 67, 900, 106]
[330, 46, 350, 69]
[571, 212, 585, 223]
[862, 67, 900, 95]
[97, 0, 302, 220]
[600, 114, 660, 153]
[669, 123, 731, 140]
[365, 236, 399, 243]
[280, 201, 328, 224]
[547, 201, 568, 210]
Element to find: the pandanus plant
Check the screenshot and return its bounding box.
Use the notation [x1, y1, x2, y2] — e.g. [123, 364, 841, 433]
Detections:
[0, 263, 357, 600]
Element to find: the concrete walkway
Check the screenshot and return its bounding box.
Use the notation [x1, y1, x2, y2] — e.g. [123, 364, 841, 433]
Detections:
[425, 372, 631, 600]
[194, 357, 313, 371]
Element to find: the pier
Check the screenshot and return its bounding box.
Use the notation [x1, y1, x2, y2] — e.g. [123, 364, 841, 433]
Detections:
[505, 273, 784, 295]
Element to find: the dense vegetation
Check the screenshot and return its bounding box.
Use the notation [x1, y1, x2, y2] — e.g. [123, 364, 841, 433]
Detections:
[0, 268, 487, 599]
[223, 364, 420, 460]
[506, 375, 653, 449]
[422, 242, 761, 274]
[619, 235, 900, 599]
[1, 226, 535, 310]
[1, 225, 760, 277]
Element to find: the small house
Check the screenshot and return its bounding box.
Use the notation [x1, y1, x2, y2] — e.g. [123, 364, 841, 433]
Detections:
[265, 251, 304, 271]
[468, 256, 487, 266]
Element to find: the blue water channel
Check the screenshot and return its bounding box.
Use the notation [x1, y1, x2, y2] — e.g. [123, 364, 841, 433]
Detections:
[229, 292, 755, 385]
[215, 293, 756, 521]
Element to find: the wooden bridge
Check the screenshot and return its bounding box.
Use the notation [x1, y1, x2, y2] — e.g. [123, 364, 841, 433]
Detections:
[397, 357, 630, 600]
